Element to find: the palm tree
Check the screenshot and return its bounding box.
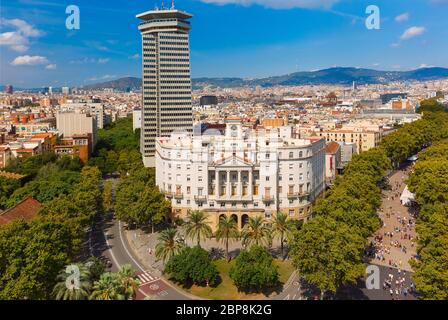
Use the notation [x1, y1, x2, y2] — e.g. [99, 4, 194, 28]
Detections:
[52, 264, 91, 300]
[184, 210, 212, 247]
[215, 216, 239, 261]
[241, 216, 271, 248]
[272, 212, 294, 259]
[117, 264, 140, 300]
[155, 228, 185, 263]
[90, 273, 124, 300]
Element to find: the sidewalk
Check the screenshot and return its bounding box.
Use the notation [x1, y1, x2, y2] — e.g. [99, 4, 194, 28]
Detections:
[367, 166, 417, 272]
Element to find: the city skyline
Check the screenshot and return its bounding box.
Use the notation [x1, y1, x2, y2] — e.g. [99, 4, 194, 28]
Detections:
[1, 0, 448, 87]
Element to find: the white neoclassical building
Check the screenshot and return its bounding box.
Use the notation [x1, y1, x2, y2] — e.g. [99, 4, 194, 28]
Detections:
[155, 118, 326, 231]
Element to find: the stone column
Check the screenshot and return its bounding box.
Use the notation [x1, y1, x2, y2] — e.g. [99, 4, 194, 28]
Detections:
[238, 170, 242, 197]
[248, 170, 253, 197]
[215, 170, 220, 197]
[227, 170, 231, 198]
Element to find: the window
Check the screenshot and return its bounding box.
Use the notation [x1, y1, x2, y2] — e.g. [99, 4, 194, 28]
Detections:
[265, 212, 272, 219]
[289, 210, 295, 217]
[266, 176, 270, 182]
[266, 153, 270, 159]
[289, 152, 294, 159]
[221, 202, 226, 207]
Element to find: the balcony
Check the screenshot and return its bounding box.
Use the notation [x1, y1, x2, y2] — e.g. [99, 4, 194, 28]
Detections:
[173, 193, 184, 199]
[262, 195, 275, 203]
[164, 191, 173, 199]
[194, 195, 207, 202]
[287, 192, 299, 199]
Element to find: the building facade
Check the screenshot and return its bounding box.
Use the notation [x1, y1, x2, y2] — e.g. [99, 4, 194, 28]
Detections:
[56, 112, 97, 153]
[137, 8, 193, 167]
[156, 119, 326, 231]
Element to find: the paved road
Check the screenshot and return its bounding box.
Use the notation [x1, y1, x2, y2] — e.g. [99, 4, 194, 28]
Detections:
[90, 209, 192, 300]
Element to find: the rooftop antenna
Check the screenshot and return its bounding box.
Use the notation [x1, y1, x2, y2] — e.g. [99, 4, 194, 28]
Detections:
[171, 0, 175, 9]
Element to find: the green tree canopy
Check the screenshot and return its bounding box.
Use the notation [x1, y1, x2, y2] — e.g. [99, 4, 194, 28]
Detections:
[164, 246, 219, 287]
[229, 245, 279, 292]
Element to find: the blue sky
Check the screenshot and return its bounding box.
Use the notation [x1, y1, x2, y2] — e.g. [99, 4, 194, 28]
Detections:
[1, 0, 447, 87]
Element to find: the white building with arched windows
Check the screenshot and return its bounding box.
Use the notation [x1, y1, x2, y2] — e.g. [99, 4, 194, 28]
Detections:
[155, 118, 326, 231]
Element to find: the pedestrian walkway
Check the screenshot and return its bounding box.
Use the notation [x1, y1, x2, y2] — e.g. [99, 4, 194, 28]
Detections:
[366, 165, 417, 272]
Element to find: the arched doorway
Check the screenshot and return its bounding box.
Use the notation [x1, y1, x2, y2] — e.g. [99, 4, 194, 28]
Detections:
[219, 214, 226, 222]
[231, 214, 238, 224]
[241, 214, 249, 229]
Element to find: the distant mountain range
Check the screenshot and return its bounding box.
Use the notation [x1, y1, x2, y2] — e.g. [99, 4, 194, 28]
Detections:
[3, 67, 448, 91]
[194, 67, 448, 88]
[82, 67, 448, 90]
[81, 77, 142, 91]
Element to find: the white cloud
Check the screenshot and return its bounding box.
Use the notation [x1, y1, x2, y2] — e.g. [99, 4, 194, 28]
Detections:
[199, 0, 339, 9]
[1, 18, 43, 37]
[70, 57, 110, 64]
[45, 64, 57, 70]
[0, 18, 43, 52]
[11, 55, 49, 66]
[390, 42, 401, 48]
[418, 64, 434, 69]
[395, 12, 409, 23]
[400, 26, 426, 40]
[129, 54, 140, 59]
[0, 31, 29, 52]
[87, 74, 116, 81]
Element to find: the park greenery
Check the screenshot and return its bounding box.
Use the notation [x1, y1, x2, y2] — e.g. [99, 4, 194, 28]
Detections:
[88, 117, 142, 175]
[0, 166, 102, 299]
[289, 98, 448, 299]
[408, 139, 448, 300]
[164, 246, 220, 287]
[0, 154, 83, 210]
[53, 262, 140, 300]
[157, 211, 299, 293]
[229, 245, 280, 292]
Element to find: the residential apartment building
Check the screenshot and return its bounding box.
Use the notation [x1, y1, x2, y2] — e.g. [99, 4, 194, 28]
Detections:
[317, 128, 382, 153]
[156, 118, 326, 231]
[56, 112, 97, 153]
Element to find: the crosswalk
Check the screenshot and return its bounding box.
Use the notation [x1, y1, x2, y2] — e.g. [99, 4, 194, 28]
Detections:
[137, 271, 159, 286]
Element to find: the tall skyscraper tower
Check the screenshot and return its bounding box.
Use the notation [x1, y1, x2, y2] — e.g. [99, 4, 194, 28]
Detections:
[137, 6, 193, 167]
